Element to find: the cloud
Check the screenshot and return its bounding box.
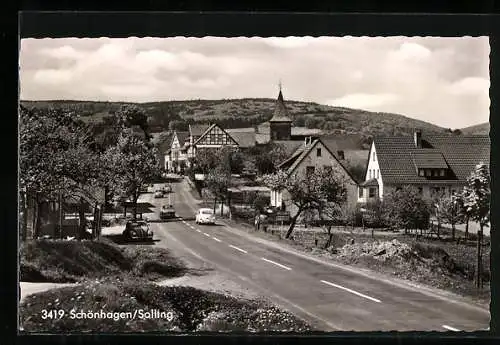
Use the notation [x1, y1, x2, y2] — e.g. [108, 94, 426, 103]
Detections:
[33, 69, 73, 84]
[262, 37, 313, 49]
[39, 45, 85, 60]
[389, 42, 432, 62]
[326, 93, 399, 110]
[447, 77, 490, 95]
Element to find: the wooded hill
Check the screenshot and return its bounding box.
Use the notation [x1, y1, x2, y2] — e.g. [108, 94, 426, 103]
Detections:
[460, 122, 489, 135]
[21, 98, 450, 137]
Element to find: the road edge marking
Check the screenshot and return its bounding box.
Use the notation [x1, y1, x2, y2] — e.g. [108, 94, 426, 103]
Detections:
[442, 325, 461, 332]
[320, 280, 382, 303]
[261, 257, 292, 271]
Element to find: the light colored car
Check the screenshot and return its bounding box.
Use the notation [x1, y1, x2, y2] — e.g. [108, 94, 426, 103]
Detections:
[195, 208, 216, 225]
[154, 190, 164, 198]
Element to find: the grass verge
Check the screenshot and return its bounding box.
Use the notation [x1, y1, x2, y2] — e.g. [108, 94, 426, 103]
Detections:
[20, 280, 312, 333]
[20, 238, 187, 283]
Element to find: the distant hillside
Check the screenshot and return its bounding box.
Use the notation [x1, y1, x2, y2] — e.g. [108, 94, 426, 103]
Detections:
[461, 122, 490, 135]
[20, 98, 447, 138]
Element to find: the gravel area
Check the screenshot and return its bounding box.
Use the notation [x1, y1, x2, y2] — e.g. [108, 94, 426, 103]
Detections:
[157, 270, 262, 301]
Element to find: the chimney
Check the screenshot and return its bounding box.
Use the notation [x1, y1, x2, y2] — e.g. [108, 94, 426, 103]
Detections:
[414, 129, 422, 148]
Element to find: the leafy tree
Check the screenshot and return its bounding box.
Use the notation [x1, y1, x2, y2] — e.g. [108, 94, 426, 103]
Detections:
[263, 167, 349, 239]
[462, 163, 490, 288]
[104, 129, 161, 219]
[205, 165, 231, 214]
[20, 105, 106, 239]
[383, 185, 432, 234]
[169, 120, 189, 131]
[436, 194, 465, 240]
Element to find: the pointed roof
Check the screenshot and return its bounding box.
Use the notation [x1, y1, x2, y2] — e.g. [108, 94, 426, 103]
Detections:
[269, 90, 292, 123]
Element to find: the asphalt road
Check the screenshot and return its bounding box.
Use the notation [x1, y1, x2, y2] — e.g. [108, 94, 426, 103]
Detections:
[142, 180, 490, 332]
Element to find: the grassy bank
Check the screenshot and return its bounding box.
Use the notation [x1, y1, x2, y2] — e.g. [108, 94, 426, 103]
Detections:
[20, 239, 187, 283]
[20, 281, 312, 333]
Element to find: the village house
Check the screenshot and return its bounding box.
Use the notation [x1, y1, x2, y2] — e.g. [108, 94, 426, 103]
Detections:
[358, 130, 490, 203]
[269, 137, 359, 217]
[164, 123, 257, 172]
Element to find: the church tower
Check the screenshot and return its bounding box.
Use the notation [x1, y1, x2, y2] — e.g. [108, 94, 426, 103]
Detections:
[269, 83, 292, 141]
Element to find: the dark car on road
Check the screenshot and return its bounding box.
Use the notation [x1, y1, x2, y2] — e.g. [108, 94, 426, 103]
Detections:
[122, 220, 153, 241]
[160, 205, 176, 220]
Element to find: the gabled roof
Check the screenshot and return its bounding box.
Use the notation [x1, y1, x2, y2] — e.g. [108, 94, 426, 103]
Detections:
[320, 134, 365, 151]
[189, 124, 210, 137]
[193, 123, 239, 147]
[410, 150, 448, 169]
[175, 131, 189, 146]
[278, 138, 358, 184]
[360, 178, 379, 187]
[269, 90, 292, 123]
[374, 134, 490, 185]
[228, 131, 256, 148]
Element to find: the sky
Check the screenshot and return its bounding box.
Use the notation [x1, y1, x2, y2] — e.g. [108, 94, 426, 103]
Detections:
[19, 36, 490, 129]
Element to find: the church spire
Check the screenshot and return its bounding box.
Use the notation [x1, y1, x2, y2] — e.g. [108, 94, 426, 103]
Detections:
[269, 81, 292, 123]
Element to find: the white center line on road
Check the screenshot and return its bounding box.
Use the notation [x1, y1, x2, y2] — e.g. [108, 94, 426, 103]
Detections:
[261, 257, 292, 271]
[320, 280, 382, 303]
[229, 245, 248, 254]
[196, 229, 202, 233]
[212, 237, 222, 242]
[442, 325, 461, 332]
[203, 233, 210, 237]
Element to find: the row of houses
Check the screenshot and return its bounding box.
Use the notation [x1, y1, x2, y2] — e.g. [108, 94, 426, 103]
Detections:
[161, 88, 490, 213]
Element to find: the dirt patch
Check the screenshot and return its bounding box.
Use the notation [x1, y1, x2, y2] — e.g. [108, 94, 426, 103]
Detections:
[20, 239, 187, 283]
[20, 280, 312, 333]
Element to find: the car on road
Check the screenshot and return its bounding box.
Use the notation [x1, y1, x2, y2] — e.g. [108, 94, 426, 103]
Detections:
[154, 189, 164, 198]
[195, 208, 216, 225]
[160, 204, 176, 220]
[163, 184, 172, 193]
[122, 220, 153, 241]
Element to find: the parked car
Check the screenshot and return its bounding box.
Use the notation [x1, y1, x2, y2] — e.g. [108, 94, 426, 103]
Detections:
[160, 204, 176, 220]
[195, 208, 216, 225]
[163, 184, 172, 193]
[154, 190, 164, 198]
[122, 220, 153, 241]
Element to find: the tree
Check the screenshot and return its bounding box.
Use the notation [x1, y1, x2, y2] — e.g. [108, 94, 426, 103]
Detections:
[263, 167, 349, 239]
[20, 105, 106, 240]
[436, 194, 465, 241]
[383, 186, 432, 234]
[105, 129, 161, 219]
[205, 166, 231, 215]
[168, 120, 189, 131]
[462, 163, 490, 288]
[191, 148, 220, 174]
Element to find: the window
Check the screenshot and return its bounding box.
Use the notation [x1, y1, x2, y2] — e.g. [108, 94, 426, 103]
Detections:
[425, 169, 431, 177]
[451, 189, 456, 195]
[306, 166, 315, 176]
[418, 187, 423, 194]
[419, 169, 425, 177]
[369, 188, 376, 198]
[432, 169, 438, 177]
[373, 152, 376, 161]
[369, 169, 372, 179]
[359, 188, 363, 198]
[376, 170, 379, 179]
[323, 165, 332, 173]
[317, 148, 322, 157]
[337, 150, 345, 160]
[440, 169, 445, 177]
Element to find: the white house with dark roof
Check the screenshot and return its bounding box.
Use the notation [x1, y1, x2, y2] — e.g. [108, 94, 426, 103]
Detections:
[270, 138, 359, 216]
[358, 130, 490, 203]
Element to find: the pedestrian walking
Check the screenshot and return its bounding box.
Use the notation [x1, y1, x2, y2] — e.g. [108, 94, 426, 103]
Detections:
[255, 213, 261, 231]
